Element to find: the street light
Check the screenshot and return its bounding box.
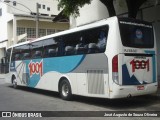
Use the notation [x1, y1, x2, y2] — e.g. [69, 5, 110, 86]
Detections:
[4, 0, 32, 14]
[4, 0, 39, 39]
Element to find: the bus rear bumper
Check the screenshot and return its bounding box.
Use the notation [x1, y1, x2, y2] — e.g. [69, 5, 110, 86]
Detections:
[109, 83, 158, 99]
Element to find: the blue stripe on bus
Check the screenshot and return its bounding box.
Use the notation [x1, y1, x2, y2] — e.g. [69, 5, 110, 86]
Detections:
[144, 50, 156, 83]
[25, 55, 85, 88]
[43, 55, 85, 74]
[122, 64, 141, 85]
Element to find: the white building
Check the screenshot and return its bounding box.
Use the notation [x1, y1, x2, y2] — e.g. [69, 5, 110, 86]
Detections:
[0, 0, 69, 59]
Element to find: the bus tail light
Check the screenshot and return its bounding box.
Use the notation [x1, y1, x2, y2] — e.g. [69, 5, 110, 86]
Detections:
[112, 55, 119, 84]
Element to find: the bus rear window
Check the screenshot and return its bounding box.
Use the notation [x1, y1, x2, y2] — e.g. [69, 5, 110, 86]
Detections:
[119, 19, 154, 48]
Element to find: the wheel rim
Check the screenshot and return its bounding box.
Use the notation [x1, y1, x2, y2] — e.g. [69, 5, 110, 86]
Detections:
[62, 83, 69, 97]
[13, 79, 17, 87]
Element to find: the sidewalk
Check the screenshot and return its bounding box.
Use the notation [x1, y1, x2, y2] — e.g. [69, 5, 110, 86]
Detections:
[0, 74, 5, 79]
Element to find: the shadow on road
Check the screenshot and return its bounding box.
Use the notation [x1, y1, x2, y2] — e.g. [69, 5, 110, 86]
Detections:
[8, 85, 60, 98]
[73, 95, 160, 110]
[7, 85, 160, 110]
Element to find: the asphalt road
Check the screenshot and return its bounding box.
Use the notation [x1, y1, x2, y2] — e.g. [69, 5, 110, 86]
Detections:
[0, 78, 160, 120]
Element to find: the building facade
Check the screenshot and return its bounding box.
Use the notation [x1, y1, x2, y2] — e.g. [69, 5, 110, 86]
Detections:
[0, 0, 69, 61]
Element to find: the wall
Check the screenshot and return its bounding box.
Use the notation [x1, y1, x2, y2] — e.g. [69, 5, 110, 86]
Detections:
[7, 20, 13, 46]
[154, 22, 160, 80]
[17, 20, 69, 30]
[75, 0, 108, 27]
[0, 48, 5, 59]
[0, 3, 13, 42]
[7, 0, 60, 16]
[71, 0, 128, 27]
[142, 5, 160, 80]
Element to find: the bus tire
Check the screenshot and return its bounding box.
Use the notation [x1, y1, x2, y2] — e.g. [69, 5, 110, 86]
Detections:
[59, 79, 72, 100]
[12, 77, 18, 89]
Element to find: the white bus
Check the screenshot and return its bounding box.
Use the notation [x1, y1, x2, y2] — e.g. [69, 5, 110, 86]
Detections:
[4, 17, 157, 100]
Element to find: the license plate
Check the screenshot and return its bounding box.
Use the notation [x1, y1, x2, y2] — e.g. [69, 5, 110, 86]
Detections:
[137, 86, 144, 90]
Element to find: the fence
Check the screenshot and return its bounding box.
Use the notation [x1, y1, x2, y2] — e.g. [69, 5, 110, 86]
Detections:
[0, 63, 9, 74]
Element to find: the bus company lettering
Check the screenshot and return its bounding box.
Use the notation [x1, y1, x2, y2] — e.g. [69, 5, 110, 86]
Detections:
[130, 59, 149, 72]
[124, 49, 137, 53]
[28, 60, 43, 77]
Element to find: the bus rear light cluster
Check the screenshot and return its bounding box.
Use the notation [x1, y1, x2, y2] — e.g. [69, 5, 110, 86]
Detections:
[112, 55, 119, 84]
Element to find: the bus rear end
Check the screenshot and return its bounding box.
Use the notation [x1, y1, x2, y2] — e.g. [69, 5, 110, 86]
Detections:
[110, 18, 157, 98]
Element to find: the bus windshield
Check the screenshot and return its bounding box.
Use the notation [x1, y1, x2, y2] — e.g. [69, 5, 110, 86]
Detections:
[118, 18, 154, 48]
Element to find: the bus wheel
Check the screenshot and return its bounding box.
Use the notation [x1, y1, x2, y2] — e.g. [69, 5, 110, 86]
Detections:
[12, 77, 18, 89]
[59, 79, 72, 100]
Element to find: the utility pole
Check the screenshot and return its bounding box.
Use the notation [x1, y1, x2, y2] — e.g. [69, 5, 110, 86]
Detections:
[36, 3, 39, 38]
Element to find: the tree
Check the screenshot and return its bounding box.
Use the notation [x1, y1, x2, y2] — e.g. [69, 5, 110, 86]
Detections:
[57, 0, 115, 17]
[126, 0, 147, 18]
[57, 0, 147, 18]
[99, 0, 115, 17]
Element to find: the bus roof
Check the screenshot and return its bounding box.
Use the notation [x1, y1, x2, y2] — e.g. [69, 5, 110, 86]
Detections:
[8, 16, 118, 49]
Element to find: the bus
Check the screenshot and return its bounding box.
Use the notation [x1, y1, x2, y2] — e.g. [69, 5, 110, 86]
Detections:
[4, 16, 157, 100]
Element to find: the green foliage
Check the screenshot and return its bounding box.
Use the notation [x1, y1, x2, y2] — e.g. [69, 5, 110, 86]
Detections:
[57, 0, 148, 18]
[58, 0, 92, 17]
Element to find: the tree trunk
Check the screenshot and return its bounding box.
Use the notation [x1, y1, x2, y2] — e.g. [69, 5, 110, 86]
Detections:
[100, 0, 116, 17]
[126, 0, 147, 18]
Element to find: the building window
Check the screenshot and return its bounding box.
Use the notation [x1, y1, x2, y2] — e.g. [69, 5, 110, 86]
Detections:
[47, 7, 50, 11]
[27, 28, 36, 39]
[38, 4, 41, 9]
[39, 29, 46, 37]
[17, 27, 25, 36]
[0, 8, 2, 16]
[47, 29, 55, 35]
[43, 5, 45, 9]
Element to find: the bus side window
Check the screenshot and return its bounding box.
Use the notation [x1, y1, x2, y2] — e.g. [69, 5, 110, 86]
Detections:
[31, 41, 43, 59]
[75, 37, 88, 54]
[96, 30, 107, 52]
[23, 53, 30, 59]
[44, 46, 58, 58]
[33, 50, 42, 58]
[62, 32, 82, 56]
[43, 38, 59, 58]
[88, 43, 98, 53]
[15, 54, 20, 60]
[65, 46, 75, 55]
[81, 29, 99, 54]
[81, 26, 108, 54]
[48, 47, 58, 57]
[20, 44, 31, 60]
[11, 47, 21, 61]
